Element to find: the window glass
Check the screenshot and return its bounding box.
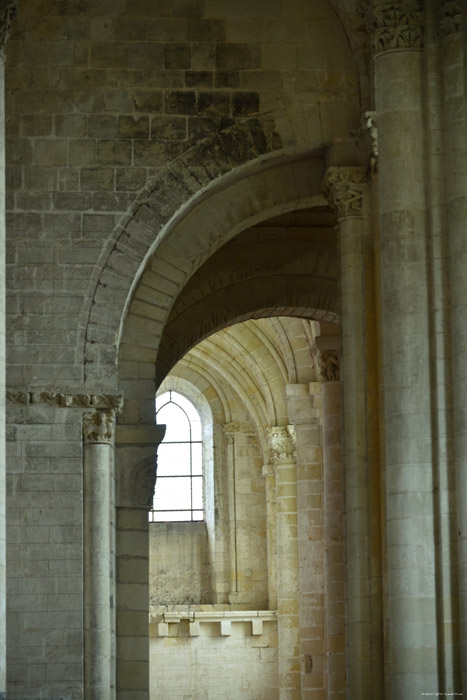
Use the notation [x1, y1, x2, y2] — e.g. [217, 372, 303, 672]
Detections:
[150, 391, 203, 522]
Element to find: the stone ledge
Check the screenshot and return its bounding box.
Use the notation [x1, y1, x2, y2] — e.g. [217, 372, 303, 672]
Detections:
[149, 607, 277, 637]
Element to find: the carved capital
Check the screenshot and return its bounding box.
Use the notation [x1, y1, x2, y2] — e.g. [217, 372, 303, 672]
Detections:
[0, 0, 16, 58]
[267, 425, 296, 465]
[316, 351, 340, 382]
[439, 1, 461, 39]
[371, 1, 424, 53]
[83, 410, 116, 444]
[322, 167, 367, 219]
[130, 456, 158, 508]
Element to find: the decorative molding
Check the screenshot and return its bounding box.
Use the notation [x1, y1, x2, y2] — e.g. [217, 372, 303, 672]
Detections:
[316, 351, 340, 382]
[0, 0, 17, 58]
[363, 111, 378, 176]
[7, 390, 123, 411]
[267, 425, 296, 465]
[439, 1, 461, 39]
[371, 1, 424, 53]
[131, 456, 158, 508]
[82, 410, 117, 444]
[223, 421, 255, 434]
[322, 167, 367, 219]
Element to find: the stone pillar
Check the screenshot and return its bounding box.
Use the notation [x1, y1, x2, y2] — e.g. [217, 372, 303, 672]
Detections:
[440, 1, 467, 688]
[267, 425, 300, 700]
[320, 359, 345, 699]
[285, 383, 325, 700]
[83, 409, 118, 700]
[323, 166, 378, 699]
[114, 423, 165, 700]
[372, 2, 439, 696]
[262, 462, 278, 610]
[0, 4, 16, 697]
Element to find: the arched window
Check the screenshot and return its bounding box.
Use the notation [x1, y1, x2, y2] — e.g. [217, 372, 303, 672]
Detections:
[150, 391, 203, 522]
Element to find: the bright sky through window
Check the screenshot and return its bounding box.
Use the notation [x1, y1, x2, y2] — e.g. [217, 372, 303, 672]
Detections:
[150, 391, 203, 522]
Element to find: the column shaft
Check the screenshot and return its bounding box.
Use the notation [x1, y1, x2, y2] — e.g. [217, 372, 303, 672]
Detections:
[0, 53, 5, 700]
[84, 440, 113, 700]
[276, 457, 300, 700]
[442, 12, 467, 688]
[375, 14, 439, 695]
[322, 381, 345, 699]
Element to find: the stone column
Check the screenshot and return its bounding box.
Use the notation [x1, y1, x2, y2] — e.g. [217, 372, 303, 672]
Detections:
[319, 353, 345, 699]
[0, 4, 16, 697]
[285, 383, 325, 700]
[114, 423, 165, 700]
[440, 1, 467, 688]
[267, 425, 300, 700]
[372, 2, 439, 696]
[83, 409, 118, 700]
[323, 166, 378, 699]
[262, 462, 278, 610]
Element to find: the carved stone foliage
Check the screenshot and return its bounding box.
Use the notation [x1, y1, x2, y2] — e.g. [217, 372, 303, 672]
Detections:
[82, 410, 117, 444]
[6, 390, 123, 411]
[439, 1, 461, 38]
[0, 0, 17, 57]
[317, 351, 340, 382]
[322, 167, 367, 219]
[267, 425, 296, 465]
[130, 456, 158, 508]
[371, 1, 424, 53]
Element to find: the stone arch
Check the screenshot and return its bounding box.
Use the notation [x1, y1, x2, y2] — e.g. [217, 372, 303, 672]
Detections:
[84, 133, 327, 390]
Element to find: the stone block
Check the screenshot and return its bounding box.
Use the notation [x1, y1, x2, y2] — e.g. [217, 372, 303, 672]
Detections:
[133, 90, 163, 114]
[151, 116, 187, 141]
[198, 92, 231, 117]
[80, 168, 114, 191]
[87, 115, 118, 138]
[216, 43, 262, 70]
[164, 90, 197, 115]
[164, 44, 191, 70]
[21, 114, 52, 136]
[116, 168, 147, 191]
[118, 116, 150, 139]
[97, 140, 132, 165]
[133, 140, 166, 166]
[187, 18, 225, 42]
[173, 0, 204, 17]
[215, 70, 240, 88]
[232, 91, 260, 116]
[185, 71, 213, 88]
[55, 114, 87, 137]
[146, 18, 187, 41]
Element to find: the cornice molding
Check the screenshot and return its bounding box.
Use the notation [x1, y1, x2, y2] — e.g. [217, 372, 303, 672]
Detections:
[6, 390, 123, 411]
[322, 166, 367, 220]
[267, 425, 296, 465]
[439, 1, 461, 39]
